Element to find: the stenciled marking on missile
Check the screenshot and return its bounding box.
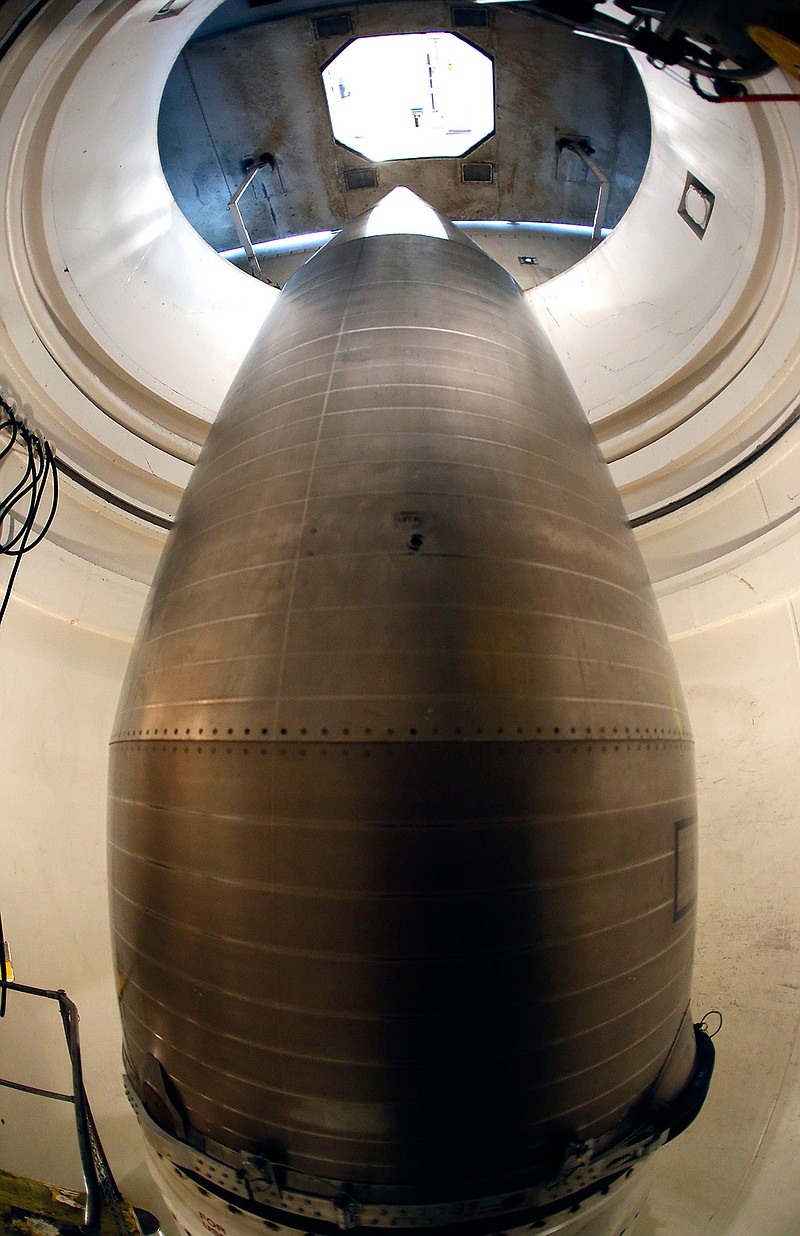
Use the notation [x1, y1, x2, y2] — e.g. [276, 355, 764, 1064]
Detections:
[396, 510, 429, 551]
[199, 1214, 227, 1235]
[674, 816, 699, 921]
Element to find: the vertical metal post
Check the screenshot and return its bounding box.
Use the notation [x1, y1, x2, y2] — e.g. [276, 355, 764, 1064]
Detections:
[58, 991, 104, 1232]
[558, 139, 610, 249]
[0, 980, 136, 1233]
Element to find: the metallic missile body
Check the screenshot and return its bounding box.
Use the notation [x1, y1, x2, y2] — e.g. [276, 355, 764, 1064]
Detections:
[108, 191, 712, 1233]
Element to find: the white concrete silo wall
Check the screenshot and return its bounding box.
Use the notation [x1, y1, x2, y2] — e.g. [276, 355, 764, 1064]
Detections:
[0, 598, 168, 1219]
[658, 600, 800, 1235]
[0, 0, 273, 625]
[4, 0, 800, 633]
[534, 57, 800, 620]
[29, 0, 273, 433]
[537, 57, 772, 437]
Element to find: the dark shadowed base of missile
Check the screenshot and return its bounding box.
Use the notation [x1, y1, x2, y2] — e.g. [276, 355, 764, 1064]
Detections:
[124, 993, 713, 1234]
[108, 192, 714, 1234]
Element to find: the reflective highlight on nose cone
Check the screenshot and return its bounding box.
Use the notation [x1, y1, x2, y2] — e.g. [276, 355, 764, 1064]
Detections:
[108, 193, 712, 1233]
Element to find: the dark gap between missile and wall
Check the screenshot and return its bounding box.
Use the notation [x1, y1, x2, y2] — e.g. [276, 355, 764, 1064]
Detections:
[628, 401, 800, 528]
[54, 401, 800, 535]
[0, 0, 53, 61]
[55, 457, 173, 531]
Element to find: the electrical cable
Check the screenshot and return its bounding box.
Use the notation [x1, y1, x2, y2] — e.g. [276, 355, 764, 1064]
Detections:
[1, 979, 133, 1231]
[0, 403, 59, 1017]
[691, 75, 800, 103]
[0, 397, 59, 626]
[0, 909, 7, 1019]
[515, 2, 775, 81]
[699, 1009, 723, 1038]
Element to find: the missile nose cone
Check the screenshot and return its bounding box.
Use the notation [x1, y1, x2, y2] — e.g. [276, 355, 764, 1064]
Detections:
[324, 185, 469, 248]
[109, 190, 712, 1235]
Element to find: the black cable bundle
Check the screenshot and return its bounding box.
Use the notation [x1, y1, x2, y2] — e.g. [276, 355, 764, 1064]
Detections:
[0, 396, 59, 625]
[0, 910, 7, 1019]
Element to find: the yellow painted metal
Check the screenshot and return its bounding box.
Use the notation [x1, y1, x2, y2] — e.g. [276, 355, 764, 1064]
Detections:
[748, 26, 800, 80]
[0, 1167, 143, 1234]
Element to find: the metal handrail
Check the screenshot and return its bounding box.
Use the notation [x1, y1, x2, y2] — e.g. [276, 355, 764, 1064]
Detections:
[557, 137, 610, 249]
[0, 978, 138, 1233]
[228, 152, 283, 284]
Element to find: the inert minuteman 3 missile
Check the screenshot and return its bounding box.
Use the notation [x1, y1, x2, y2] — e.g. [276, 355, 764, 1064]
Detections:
[108, 189, 713, 1236]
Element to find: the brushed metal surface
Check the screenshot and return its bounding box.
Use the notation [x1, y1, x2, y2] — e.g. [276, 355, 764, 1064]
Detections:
[109, 196, 699, 1206]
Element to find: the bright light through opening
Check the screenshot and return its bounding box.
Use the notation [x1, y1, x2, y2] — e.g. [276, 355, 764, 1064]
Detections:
[322, 33, 495, 163]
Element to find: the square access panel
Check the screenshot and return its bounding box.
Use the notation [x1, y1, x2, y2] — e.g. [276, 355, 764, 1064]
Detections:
[678, 172, 715, 239]
[313, 13, 353, 38]
[461, 161, 494, 183]
[344, 167, 379, 190]
[451, 5, 490, 27]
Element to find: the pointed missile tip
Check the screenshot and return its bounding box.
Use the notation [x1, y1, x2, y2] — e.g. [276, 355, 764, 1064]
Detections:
[364, 184, 441, 228]
[374, 185, 429, 208]
[318, 185, 464, 252]
[294, 186, 497, 281]
[363, 185, 450, 240]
